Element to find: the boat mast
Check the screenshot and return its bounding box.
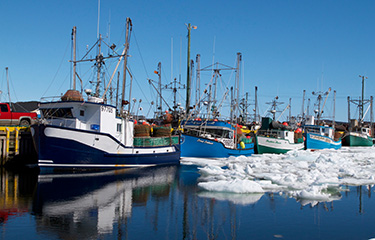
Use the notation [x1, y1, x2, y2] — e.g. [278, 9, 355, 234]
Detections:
[347, 96, 351, 124]
[234, 52, 241, 123]
[185, 23, 196, 115]
[254, 86, 258, 123]
[116, 71, 120, 109]
[230, 87, 234, 121]
[333, 90, 336, 127]
[72, 26, 77, 90]
[94, 34, 103, 97]
[289, 98, 291, 121]
[156, 62, 162, 117]
[121, 17, 132, 115]
[196, 54, 201, 114]
[301, 90, 305, 121]
[359, 75, 367, 122]
[371, 96, 374, 137]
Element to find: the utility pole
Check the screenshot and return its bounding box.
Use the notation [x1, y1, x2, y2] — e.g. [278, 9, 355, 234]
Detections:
[5, 67, 11, 108]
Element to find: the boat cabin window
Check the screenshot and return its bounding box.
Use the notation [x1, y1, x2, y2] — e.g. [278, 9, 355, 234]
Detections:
[117, 123, 122, 133]
[80, 110, 84, 116]
[41, 108, 74, 119]
[204, 128, 232, 139]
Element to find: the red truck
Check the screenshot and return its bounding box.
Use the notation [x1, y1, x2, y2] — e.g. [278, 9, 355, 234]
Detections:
[0, 103, 37, 126]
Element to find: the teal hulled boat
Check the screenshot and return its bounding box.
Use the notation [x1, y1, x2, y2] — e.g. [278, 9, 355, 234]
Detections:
[255, 118, 304, 154]
[342, 127, 373, 146]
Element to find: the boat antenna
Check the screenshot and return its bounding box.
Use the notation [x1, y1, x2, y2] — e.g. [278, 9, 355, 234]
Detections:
[97, 0, 101, 39]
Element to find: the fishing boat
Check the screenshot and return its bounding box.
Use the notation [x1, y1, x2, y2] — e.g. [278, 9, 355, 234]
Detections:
[256, 117, 304, 154]
[342, 75, 374, 146]
[180, 119, 254, 158]
[303, 116, 342, 150]
[302, 88, 342, 150]
[342, 126, 373, 146]
[31, 19, 180, 170]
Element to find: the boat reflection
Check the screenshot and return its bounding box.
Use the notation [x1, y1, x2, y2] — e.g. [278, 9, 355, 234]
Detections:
[32, 166, 177, 237]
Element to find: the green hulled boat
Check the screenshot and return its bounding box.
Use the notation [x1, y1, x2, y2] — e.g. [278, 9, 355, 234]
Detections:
[256, 131, 304, 154]
[255, 117, 304, 154]
[344, 75, 374, 147]
[342, 128, 373, 146]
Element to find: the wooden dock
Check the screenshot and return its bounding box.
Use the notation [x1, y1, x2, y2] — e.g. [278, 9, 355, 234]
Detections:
[0, 127, 37, 166]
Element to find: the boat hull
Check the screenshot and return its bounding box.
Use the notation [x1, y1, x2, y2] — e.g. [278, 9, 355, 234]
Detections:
[342, 133, 373, 147]
[304, 132, 341, 150]
[256, 135, 304, 154]
[180, 134, 254, 158]
[31, 124, 180, 170]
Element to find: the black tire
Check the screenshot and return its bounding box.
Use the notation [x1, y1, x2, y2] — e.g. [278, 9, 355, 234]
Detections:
[20, 119, 30, 126]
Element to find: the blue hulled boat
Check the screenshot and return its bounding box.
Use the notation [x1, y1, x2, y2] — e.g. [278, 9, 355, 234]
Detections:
[180, 119, 254, 158]
[303, 124, 342, 150]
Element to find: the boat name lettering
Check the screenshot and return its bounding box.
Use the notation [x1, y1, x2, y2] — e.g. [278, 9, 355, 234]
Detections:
[310, 134, 331, 143]
[101, 106, 113, 113]
[266, 140, 281, 144]
[197, 139, 214, 145]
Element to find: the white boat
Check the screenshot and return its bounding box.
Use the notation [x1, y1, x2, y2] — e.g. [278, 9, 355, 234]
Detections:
[256, 118, 304, 154]
[31, 19, 180, 170]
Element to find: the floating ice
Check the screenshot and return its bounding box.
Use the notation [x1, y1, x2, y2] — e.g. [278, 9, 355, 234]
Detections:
[198, 191, 264, 205]
[198, 179, 264, 193]
[181, 146, 375, 205]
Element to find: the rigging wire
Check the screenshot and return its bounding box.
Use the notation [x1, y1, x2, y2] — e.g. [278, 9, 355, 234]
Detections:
[132, 30, 149, 79]
[42, 41, 70, 98]
[126, 65, 150, 104]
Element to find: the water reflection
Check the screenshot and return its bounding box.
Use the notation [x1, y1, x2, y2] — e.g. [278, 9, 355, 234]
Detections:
[32, 166, 177, 238]
[0, 168, 38, 224]
[0, 165, 374, 239]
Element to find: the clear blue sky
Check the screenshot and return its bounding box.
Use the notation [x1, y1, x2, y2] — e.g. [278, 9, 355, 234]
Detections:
[1, 0, 375, 122]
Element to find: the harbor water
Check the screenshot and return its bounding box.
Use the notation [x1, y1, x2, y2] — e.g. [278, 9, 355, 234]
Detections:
[1, 147, 375, 239]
